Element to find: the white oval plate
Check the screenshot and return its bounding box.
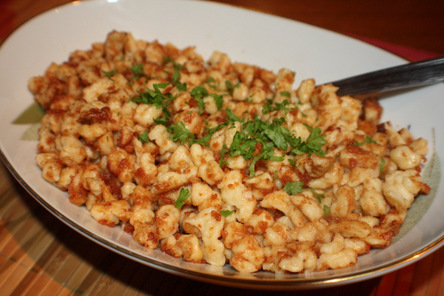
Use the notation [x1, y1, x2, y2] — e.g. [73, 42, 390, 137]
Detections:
[0, 0, 443, 290]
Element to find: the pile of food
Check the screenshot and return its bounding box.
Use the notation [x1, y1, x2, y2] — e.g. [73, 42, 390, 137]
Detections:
[29, 31, 430, 273]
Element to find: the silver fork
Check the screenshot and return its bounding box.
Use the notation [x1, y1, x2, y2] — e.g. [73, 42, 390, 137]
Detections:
[325, 55, 444, 96]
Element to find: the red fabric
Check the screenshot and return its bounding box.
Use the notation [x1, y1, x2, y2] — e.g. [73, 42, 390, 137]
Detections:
[346, 33, 442, 62]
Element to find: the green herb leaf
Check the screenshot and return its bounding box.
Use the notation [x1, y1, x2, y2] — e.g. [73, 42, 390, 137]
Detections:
[311, 188, 325, 203]
[280, 91, 291, 98]
[220, 116, 326, 177]
[225, 80, 240, 93]
[262, 99, 292, 114]
[172, 69, 187, 91]
[172, 70, 180, 82]
[220, 210, 234, 217]
[176, 82, 187, 91]
[102, 69, 118, 80]
[167, 122, 196, 144]
[154, 115, 169, 125]
[129, 63, 150, 81]
[273, 170, 279, 179]
[379, 157, 386, 177]
[206, 77, 216, 83]
[263, 126, 288, 151]
[225, 107, 242, 123]
[283, 182, 304, 195]
[205, 77, 218, 90]
[219, 144, 229, 167]
[353, 135, 377, 146]
[229, 131, 257, 159]
[138, 131, 150, 143]
[13, 102, 45, 125]
[190, 86, 208, 114]
[209, 93, 224, 110]
[175, 188, 190, 209]
[162, 56, 175, 64]
[193, 133, 212, 146]
[130, 83, 174, 124]
[291, 125, 326, 156]
[162, 56, 183, 70]
[130, 64, 144, 76]
[323, 204, 330, 216]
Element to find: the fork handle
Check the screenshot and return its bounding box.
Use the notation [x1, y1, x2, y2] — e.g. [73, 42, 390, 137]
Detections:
[327, 55, 444, 96]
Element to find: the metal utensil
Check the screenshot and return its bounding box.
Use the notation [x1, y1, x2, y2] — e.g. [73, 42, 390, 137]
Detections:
[325, 55, 444, 96]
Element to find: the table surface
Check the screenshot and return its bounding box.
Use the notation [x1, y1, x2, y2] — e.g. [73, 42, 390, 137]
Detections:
[1, 0, 443, 295]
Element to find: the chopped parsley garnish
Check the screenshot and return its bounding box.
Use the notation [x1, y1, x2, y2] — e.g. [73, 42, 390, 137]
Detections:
[167, 121, 212, 146]
[190, 86, 208, 114]
[174, 187, 190, 209]
[262, 99, 293, 114]
[205, 77, 218, 90]
[226, 118, 289, 176]
[172, 70, 180, 82]
[161, 57, 187, 91]
[220, 209, 234, 217]
[273, 170, 279, 179]
[291, 124, 327, 156]
[283, 182, 304, 195]
[379, 157, 386, 177]
[172, 70, 187, 91]
[138, 131, 150, 143]
[225, 107, 242, 122]
[130, 63, 327, 179]
[162, 56, 174, 64]
[225, 80, 240, 93]
[163, 97, 326, 177]
[219, 144, 230, 167]
[102, 69, 118, 80]
[167, 122, 195, 145]
[154, 115, 170, 125]
[130, 83, 174, 123]
[214, 109, 327, 176]
[280, 91, 291, 98]
[310, 188, 329, 215]
[209, 93, 224, 110]
[248, 142, 285, 177]
[162, 57, 184, 71]
[311, 188, 325, 203]
[130, 63, 149, 81]
[353, 135, 377, 146]
[323, 205, 330, 216]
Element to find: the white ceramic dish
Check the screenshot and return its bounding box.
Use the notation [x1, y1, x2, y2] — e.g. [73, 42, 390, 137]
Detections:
[0, 0, 443, 290]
